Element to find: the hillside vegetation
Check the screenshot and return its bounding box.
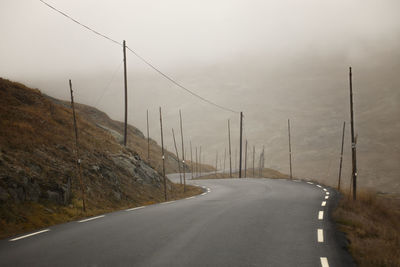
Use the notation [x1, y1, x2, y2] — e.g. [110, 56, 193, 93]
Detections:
[0, 78, 209, 239]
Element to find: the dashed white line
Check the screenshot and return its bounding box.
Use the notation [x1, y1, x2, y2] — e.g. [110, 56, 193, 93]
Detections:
[201, 193, 207, 196]
[321, 201, 326, 207]
[307, 182, 314, 184]
[323, 188, 327, 191]
[78, 215, 105, 223]
[9, 229, 50, 241]
[316, 185, 322, 188]
[318, 211, 324, 220]
[325, 196, 329, 200]
[125, 206, 144, 211]
[326, 192, 330, 195]
[320, 257, 329, 267]
[317, 229, 324, 242]
[186, 196, 195, 200]
[160, 201, 175, 205]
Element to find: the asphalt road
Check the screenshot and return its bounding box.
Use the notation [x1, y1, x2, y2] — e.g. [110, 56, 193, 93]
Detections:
[0, 175, 355, 267]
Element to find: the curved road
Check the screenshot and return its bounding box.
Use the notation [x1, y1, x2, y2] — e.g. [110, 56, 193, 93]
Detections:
[0, 176, 354, 266]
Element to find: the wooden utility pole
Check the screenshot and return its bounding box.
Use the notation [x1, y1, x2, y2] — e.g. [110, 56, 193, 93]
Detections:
[195, 146, 198, 177]
[215, 151, 218, 176]
[239, 112, 243, 178]
[252, 146, 255, 177]
[123, 40, 128, 146]
[199, 146, 202, 176]
[159, 107, 167, 201]
[69, 80, 86, 212]
[228, 120, 232, 177]
[223, 148, 226, 175]
[179, 110, 186, 192]
[172, 128, 182, 184]
[349, 67, 358, 200]
[338, 121, 346, 191]
[244, 140, 248, 178]
[190, 141, 193, 179]
[146, 110, 150, 161]
[235, 149, 237, 174]
[288, 119, 293, 180]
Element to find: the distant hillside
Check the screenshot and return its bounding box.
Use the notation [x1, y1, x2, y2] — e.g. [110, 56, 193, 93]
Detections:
[0, 78, 207, 238]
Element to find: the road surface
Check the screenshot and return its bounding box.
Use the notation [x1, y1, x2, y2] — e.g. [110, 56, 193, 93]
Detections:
[0, 175, 354, 266]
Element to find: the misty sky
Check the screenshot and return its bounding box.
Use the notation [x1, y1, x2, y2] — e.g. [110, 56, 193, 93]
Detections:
[1, 0, 399, 190]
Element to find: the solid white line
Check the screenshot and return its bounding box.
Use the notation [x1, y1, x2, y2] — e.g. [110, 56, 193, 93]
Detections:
[325, 196, 329, 200]
[320, 257, 329, 267]
[125, 206, 144, 211]
[78, 215, 105, 223]
[186, 196, 195, 200]
[323, 188, 327, 191]
[321, 201, 326, 207]
[317, 185, 322, 188]
[160, 201, 175, 205]
[9, 229, 50, 241]
[318, 211, 324, 220]
[307, 182, 314, 184]
[318, 229, 324, 242]
[326, 192, 330, 195]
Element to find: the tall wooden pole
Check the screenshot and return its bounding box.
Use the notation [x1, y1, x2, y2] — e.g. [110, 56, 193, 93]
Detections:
[199, 146, 202, 176]
[239, 112, 243, 178]
[338, 121, 346, 191]
[252, 145, 255, 177]
[288, 119, 293, 180]
[244, 140, 248, 178]
[146, 110, 150, 161]
[123, 40, 128, 146]
[190, 141, 193, 179]
[349, 67, 358, 200]
[159, 107, 167, 201]
[215, 151, 218, 176]
[172, 128, 182, 184]
[228, 120, 232, 177]
[195, 146, 198, 177]
[69, 80, 86, 212]
[223, 148, 226, 175]
[179, 110, 186, 192]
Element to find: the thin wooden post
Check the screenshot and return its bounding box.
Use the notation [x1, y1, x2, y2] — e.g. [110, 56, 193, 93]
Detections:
[338, 121, 346, 191]
[159, 107, 167, 201]
[172, 128, 182, 184]
[228, 120, 232, 177]
[223, 148, 226, 175]
[146, 109, 150, 161]
[179, 110, 186, 192]
[239, 112, 243, 178]
[215, 151, 218, 176]
[199, 146, 202, 176]
[244, 140, 248, 178]
[190, 141, 193, 179]
[69, 79, 86, 212]
[288, 119, 293, 180]
[123, 40, 128, 146]
[349, 67, 357, 200]
[252, 146, 255, 177]
[195, 146, 198, 177]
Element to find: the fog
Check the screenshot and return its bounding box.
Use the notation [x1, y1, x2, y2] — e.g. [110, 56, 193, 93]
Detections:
[1, 0, 399, 192]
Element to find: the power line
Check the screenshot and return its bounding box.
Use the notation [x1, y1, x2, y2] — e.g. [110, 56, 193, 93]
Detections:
[39, 0, 239, 114]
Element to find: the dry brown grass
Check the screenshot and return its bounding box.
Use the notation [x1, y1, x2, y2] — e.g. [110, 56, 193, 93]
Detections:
[333, 190, 400, 267]
[194, 168, 289, 180]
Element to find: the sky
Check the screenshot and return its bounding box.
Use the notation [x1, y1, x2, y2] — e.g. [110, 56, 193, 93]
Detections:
[1, 0, 399, 191]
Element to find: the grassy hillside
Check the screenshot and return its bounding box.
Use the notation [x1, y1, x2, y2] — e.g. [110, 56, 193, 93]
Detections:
[0, 78, 206, 239]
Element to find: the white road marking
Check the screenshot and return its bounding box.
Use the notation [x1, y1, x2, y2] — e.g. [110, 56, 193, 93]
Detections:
[125, 206, 144, 211]
[78, 215, 105, 223]
[318, 211, 324, 220]
[323, 188, 327, 191]
[325, 196, 329, 200]
[320, 257, 329, 267]
[321, 201, 326, 207]
[201, 193, 207, 196]
[186, 196, 195, 200]
[318, 229, 324, 242]
[317, 185, 322, 188]
[9, 229, 50, 241]
[307, 181, 314, 184]
[161, 201, 175, 205]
